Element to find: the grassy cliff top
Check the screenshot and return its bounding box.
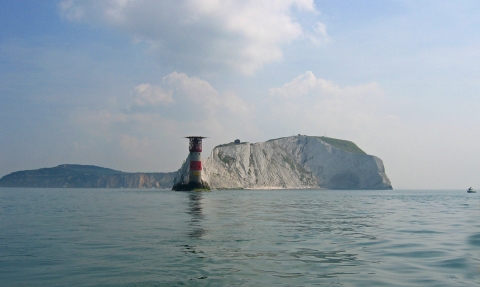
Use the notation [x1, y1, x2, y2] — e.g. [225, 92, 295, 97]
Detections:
[265, 135, 366, 154]
[315, 137, 366, 154]
[2, 165, 175, 180]
[210, 136, 367, 155]
[214, 142, 248, 148]
[53, 164, 124, 174]
[3, 164, 125, 179]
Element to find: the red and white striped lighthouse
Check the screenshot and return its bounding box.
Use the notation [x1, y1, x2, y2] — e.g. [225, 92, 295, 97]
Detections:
[186, 136, 206, 185]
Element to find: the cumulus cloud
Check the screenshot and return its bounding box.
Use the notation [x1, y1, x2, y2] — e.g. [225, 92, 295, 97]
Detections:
[72, 72, 257, 170]
[74, 71, 391, 161]
[59, 0, 328, 74]
[132, 83, 174, 107]
[83, 71, 253, 128]
[265, 71, 388, 138]
[126, 72, 222, 121]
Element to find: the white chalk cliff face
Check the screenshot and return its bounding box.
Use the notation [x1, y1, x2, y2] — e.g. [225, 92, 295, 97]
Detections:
[173, 136, 392, 190]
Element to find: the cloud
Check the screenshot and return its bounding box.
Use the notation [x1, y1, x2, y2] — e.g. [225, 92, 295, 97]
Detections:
[265, 71, 388, 138]
[132, 83, 174, 107]
[73, 71, 390, 166]
[59, 0, 85, 21]
[59, 0, 328, 74]
[126, 72, 222, 121]
[305, 22, 330, 45]
[72, 72, 257, 170]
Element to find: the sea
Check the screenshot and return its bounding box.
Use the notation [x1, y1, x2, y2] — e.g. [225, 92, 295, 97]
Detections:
[0, 188, 479, 287]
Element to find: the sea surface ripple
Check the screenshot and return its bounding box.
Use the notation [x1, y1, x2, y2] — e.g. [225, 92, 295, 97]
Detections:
[0, 188, 479, 286]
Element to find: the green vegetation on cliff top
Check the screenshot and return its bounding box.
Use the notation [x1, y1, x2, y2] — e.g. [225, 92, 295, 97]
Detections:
[4, 164, 123, 178]
[50, 164, 124, 175]
[216, 136, 366, 154]
[315, 136, 366, 154]
[266, 135, 366, 154]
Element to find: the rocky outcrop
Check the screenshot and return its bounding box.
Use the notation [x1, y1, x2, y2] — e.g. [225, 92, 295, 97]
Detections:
[173, 135, 392, 190]
[0, 164, 176, 188]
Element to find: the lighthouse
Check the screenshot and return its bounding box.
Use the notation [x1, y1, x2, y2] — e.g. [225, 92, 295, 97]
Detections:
[186, 136, 207, 188]
[172, 136, 209, 191]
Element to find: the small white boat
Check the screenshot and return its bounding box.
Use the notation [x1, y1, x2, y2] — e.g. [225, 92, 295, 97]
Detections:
[467, 187, 476, 193]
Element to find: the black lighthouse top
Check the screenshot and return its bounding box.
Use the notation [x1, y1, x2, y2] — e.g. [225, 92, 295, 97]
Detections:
[185, 136, 207, 152]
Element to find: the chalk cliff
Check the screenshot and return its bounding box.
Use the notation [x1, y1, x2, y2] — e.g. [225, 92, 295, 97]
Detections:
[0, 164, 175, 188]
[173, 136, 392, 190]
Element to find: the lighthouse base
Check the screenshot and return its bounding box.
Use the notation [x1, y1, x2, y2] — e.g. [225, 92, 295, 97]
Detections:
[172, 181, 211, 192]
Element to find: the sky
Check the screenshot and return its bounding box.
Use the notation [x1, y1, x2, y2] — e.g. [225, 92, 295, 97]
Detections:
[1, 0, 480, 189]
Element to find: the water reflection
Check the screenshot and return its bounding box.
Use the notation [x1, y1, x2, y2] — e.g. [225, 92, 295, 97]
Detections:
[186, 192, 207, 238]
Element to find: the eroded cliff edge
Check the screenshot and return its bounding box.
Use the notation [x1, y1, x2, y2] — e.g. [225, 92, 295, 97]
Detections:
[173, 135, 392, 190]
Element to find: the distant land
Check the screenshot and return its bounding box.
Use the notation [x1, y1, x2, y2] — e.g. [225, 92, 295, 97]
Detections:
[174, 135, 392, 190]
[1, 136, 392, 190]
[0, 164, 175, 188]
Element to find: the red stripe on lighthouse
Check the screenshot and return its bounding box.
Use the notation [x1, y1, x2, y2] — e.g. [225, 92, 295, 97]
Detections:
[190, 161, 202, 170]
